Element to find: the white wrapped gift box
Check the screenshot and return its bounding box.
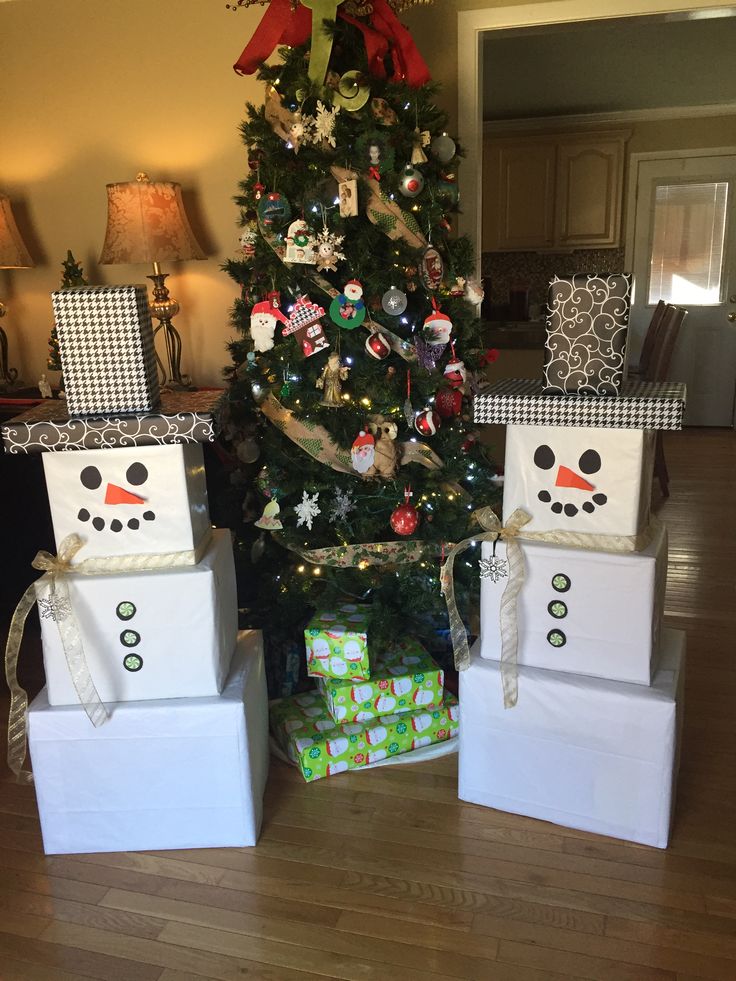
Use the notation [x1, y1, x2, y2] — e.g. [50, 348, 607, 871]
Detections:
[37, 529, 237, 706]
[503, 424, 655, 538]
[479, 521, 667, 685]
[28, 630, 269, 855]
[42, 443, 210, 565]
[459, 629, 685, 848]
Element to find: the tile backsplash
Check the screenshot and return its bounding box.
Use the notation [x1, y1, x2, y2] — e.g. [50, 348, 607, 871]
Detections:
[481, 248, 626, 319]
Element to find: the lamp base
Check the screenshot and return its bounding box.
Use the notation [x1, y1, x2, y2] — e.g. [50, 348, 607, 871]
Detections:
[148, 271, 196, 392]
[0, 316, 22, 393]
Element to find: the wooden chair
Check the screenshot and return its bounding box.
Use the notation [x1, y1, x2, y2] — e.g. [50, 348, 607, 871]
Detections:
[632, 299, 667, 378]
[643, 305, 687, 498]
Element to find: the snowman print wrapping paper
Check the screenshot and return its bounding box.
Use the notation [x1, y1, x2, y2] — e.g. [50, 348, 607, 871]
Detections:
[42, 443, 211, 563]
[502, 424, 655, 538]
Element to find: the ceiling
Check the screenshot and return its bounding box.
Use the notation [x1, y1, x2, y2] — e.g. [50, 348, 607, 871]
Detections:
[483, 11, 736, 121]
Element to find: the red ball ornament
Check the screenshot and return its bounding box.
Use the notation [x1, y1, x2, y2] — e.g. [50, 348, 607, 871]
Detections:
[435, 387, 463, 419]
[414, 407, 441, 436]
[365, 331, 391, 360]
[391, 486, 419, 536]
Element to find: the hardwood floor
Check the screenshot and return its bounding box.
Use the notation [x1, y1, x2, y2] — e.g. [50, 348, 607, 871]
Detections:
[1, 427, 735, 981]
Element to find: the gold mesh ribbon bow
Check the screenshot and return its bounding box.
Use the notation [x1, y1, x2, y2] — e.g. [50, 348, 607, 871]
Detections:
[440, 507, 530, 709]
[5, 535, 108, 782]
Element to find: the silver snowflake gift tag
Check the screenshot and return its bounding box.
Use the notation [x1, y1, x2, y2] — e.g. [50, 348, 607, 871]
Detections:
[38, 590, 73, 622]
[479, 549, 508, 583]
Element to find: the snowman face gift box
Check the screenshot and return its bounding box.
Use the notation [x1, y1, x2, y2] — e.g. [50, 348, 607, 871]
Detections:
[317, 639, 444, 723]
[270, 689, 459, 782]
[503, 424, 655, 538]
[305, 605, 371, 681]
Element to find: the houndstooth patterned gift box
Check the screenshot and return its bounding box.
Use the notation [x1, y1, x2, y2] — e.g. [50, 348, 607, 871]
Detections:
[52, 286, 160, 416]
[543, 274, 632, 396]
[474, 379, 686, 430]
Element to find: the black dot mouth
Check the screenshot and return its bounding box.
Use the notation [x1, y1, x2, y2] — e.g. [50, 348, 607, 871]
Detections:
[538, 490, 607, 517]
[77, 512, 154, 531]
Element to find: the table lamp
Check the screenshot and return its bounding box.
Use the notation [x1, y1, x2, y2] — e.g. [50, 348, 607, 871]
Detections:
[0, 193, 34, 391]
[99, 173, 206, 390]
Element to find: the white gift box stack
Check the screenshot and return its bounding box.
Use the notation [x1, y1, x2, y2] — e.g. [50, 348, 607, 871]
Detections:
[468, 301, 688, 847]
[8, 288, 269, 854]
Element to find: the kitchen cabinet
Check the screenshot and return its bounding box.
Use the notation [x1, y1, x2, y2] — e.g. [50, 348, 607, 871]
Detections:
[483, 130, 628, 252]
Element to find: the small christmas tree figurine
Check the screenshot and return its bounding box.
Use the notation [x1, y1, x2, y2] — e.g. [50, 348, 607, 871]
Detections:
[47, 250, 88, 374]
[220, 1, 501, 693]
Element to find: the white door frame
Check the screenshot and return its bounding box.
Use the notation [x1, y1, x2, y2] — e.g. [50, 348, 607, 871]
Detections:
[457, 0, 736, 274]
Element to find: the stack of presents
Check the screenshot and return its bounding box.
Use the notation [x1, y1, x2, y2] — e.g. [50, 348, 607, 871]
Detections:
[462, 273, 687, 848]
[2, 272, 688, 854]
[270, 605, 459, 780]
[2, 285, 269, 854]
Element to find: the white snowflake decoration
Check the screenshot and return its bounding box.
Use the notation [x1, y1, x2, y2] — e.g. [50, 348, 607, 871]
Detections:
[38, 592, 72, 622]
[329, 487, 356, 523]
[315, 228, 346, 272]
[294, 490, 321, 530]
[479, 554, 509, 583]
[312, 101, 339, 148]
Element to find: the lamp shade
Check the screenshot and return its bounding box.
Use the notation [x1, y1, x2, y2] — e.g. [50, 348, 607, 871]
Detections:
[0, 194, 34, 269]
[99, 173, 206, 265]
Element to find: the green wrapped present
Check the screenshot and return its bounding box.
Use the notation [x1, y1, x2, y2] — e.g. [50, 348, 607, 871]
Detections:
[304, 604, 371, 681]
[317, 639, 444, 723]
[270, 689, 459, 782]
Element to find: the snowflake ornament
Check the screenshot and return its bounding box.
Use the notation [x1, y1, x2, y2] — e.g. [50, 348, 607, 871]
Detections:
[315, 228, 346, 272]
[479, 554, 509, 583]
[329, 487, 357, 523]
[294, 490, 321, 530]
[38, 591, 72, 622]
[313, 101, 340, 148]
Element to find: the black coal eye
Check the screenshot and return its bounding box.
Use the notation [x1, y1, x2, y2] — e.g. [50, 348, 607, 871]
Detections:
[80, 466, 102, 489]
[126, 462, 148, 486]
[579, 449, 601, 474]
[534, 445, 555, 470]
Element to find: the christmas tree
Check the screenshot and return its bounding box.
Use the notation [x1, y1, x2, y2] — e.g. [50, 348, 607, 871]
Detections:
[221, 1, 501, 695]
[48, 250, 88, 373]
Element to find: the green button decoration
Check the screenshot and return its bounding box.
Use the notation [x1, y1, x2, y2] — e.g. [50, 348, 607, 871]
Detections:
[116, 601, 136, 621]
[548, 600, 568, 619]
[123, 653, 143, 672]
[547, 629, 567, 648]
[551, 573, 571, 593]
[308, 746, 321, 758]
[120, 629, 141, 647]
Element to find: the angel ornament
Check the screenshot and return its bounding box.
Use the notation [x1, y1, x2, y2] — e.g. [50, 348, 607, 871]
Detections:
[316, 352, 350, 406]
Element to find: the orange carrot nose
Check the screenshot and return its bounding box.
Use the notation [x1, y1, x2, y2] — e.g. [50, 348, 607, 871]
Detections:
[555, 465, 595, 492]
[104, 484, 145, 505]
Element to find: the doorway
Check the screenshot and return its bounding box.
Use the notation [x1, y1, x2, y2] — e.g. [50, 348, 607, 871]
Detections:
[626, 151, 736, 426]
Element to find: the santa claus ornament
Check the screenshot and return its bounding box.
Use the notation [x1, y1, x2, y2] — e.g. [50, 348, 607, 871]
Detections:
[329, 280, 366, 329]
[365, 330, 391, 360]
[351, 430, 375, 475]
[414, 407, 441, 436]
[422, 306, 453, 347]
[390, 487, 419, 536]
[443, 346, 467, 389]
[250, 298, 289, 353]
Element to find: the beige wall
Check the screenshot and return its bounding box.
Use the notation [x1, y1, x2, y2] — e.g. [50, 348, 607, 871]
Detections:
[1, 0, 264, 389]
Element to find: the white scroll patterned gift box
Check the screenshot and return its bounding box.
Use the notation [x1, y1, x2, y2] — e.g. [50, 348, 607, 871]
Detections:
[28, 630, 269, 855]
[459, 629, 685, 848]
[542, 273, 632, 396]
[52, 285, 160, 416]
[502, 424, 655, 538]
[36, 529, 237, 706]
[42, 442, 210, 565]
[479, 521, 667, 685]
[1, 390, 222, 454]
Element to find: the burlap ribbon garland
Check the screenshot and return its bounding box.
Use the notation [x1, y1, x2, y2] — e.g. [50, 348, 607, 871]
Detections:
[279, 535, 442, 567]
[5, 532, 211, 783]
[440, 507, 658, 709]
